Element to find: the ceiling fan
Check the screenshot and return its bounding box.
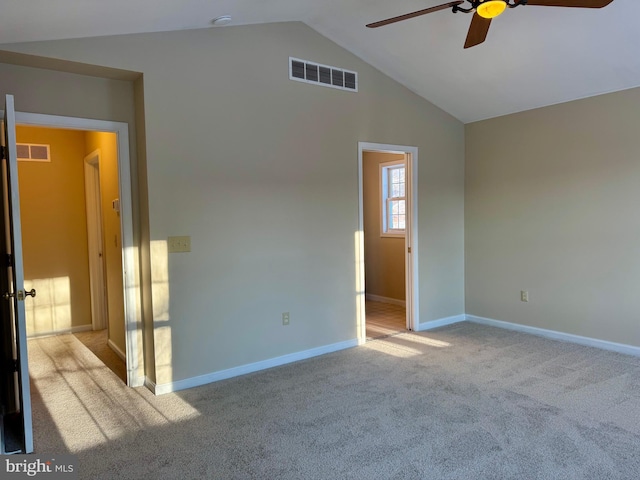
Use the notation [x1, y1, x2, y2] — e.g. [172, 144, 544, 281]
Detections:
[366, 0, 614, 49]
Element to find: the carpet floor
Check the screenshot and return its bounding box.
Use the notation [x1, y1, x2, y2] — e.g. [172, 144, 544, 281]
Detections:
[28, 322, 640, 479]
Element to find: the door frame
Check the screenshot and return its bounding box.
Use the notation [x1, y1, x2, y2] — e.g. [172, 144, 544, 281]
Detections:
[357, 142, 419, 343]
[12, 111, 142, 387]
[83, 150, 108, 331]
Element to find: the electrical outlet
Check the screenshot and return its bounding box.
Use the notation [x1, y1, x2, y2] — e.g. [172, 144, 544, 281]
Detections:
[521, 290, 529, 302]
[282, 312, 290, 326]
[168, 236, 191, 253]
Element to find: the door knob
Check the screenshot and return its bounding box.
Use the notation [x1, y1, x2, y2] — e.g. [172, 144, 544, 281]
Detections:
[3, 289, 36, 300]
[14, 289, 36, 301]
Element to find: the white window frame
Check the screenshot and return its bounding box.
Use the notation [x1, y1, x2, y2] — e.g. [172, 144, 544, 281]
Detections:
[380, 159, 406, 237]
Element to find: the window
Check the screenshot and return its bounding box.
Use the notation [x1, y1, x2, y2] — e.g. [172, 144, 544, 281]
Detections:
[380, 160, 406, 236]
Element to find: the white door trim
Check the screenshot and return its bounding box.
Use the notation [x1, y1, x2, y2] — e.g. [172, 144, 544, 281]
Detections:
[13, 111, 142, 387]
[357, 142, 419, 343]
[83, 150, 108, 331]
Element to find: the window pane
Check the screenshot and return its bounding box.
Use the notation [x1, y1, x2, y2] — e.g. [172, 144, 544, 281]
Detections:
[383, 164, 406, 234]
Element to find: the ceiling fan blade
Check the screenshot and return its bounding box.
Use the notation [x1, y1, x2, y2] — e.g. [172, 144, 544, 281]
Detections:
[366, 1, 464, 28]
[464, 13, 491, 49]
[523, 0, 613, 7]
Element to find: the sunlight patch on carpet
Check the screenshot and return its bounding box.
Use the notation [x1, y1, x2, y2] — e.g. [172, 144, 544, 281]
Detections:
[363, 338, 423, 357]
[28, 334, 200, 453]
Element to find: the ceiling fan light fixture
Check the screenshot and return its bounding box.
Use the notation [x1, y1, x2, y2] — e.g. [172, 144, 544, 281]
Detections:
[476, 0, 507, 19]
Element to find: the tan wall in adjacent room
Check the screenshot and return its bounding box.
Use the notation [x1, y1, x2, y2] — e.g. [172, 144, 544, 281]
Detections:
[85, 131, 125, 355]
[17, 126, 91, 335]
[363, 152, 405, 302]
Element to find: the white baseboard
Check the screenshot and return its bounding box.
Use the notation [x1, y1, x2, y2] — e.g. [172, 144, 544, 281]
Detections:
[153, 338, 359, 395]
[27, 324, 93, 339]
[149, 314, 640, 396]
[108, 339, 127, 362]
[366, 293, 406, 307]
[144, 377, 157, 394]
[417, 314, 466, 331]
[466, 315, 640, 357]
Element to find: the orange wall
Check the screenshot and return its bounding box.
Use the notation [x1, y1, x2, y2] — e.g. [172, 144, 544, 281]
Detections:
[84, 131, 125, 355]
[17, 126, 92, 335]
[363, 152, 406, 301]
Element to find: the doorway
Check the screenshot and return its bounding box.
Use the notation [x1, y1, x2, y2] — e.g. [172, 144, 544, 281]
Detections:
[17, 125, 127, 382]
[357, 142, 419, 343]
[13, 111, 141, 388]
[2, 97, 143, 453]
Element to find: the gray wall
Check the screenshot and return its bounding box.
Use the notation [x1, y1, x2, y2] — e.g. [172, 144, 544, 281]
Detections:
[466, 86, 640, 347]
[2, 21, 465, 386]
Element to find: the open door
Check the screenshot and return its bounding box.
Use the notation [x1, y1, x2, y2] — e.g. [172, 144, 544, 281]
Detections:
[0, 94, 34, 454]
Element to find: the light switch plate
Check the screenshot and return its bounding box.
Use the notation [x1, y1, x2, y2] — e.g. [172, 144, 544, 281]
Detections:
[168, 236, 191, 253]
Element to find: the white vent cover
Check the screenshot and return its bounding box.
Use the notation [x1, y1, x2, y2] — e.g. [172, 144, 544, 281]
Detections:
[17, 143, 51, 162]
[289, 57, 358, 92]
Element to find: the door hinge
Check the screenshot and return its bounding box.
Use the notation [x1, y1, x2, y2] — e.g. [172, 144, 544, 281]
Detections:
[407, 247, 411, 253]
[0, 146, 5, 160]
[5, 254, 12, 267]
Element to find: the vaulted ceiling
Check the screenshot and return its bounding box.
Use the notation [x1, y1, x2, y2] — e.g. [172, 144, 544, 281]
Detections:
[1, 0, 638, 123]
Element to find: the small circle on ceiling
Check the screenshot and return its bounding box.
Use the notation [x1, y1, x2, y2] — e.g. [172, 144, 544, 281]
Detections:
[211, 15, 233, 27]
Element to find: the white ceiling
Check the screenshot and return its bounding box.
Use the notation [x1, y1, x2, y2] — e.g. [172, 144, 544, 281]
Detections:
[1, 0, 638, 123]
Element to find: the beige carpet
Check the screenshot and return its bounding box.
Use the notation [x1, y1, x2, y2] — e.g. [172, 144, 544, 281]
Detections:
[28, 324, 640, 479]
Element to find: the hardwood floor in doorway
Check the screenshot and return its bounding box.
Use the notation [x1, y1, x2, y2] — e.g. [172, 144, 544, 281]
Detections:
[365, 300, 406, 340]
[73, 330, 126, 382]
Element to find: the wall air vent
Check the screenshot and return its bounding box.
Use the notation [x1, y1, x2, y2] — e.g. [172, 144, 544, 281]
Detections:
[289, 57, 358, 92]
[17, 143, 51, 162]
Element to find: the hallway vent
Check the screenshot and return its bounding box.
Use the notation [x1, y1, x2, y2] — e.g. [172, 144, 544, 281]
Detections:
[17, 143, 50, 162]
[289, 57, 358, 92]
